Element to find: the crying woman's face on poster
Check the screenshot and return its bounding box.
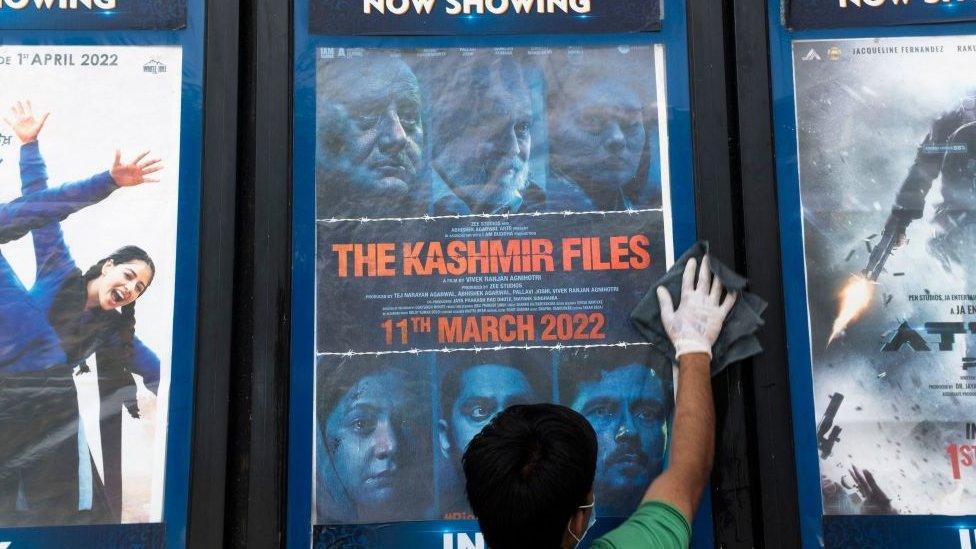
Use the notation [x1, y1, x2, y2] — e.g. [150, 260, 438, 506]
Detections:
[322, 369, 422, 522]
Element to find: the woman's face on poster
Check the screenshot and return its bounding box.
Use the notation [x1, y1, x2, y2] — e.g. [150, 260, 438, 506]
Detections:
[94, 259, 154, 310]
[324, 370, 414, 520]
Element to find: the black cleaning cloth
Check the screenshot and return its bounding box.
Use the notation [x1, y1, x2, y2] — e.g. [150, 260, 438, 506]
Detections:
[631, 241, 767, 376]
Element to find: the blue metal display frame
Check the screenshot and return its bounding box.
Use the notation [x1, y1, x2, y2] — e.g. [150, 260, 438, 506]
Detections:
[287, 0, 714, 547]
[767, 3, 976, 547]
[0, 3, 204, 547]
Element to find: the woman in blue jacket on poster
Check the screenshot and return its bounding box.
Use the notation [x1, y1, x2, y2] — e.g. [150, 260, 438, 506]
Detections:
[0, 101, 162, 526]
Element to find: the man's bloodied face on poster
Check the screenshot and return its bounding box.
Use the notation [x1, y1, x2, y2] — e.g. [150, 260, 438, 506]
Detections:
[569, 363, 667, 515]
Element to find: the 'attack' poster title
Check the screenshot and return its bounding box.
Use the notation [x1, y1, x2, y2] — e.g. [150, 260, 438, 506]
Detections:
[793, 35, 976, 517]
[312, 44, 677, 539]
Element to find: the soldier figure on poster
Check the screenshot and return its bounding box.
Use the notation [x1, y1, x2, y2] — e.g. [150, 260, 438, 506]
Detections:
[793, 35, 976, 517]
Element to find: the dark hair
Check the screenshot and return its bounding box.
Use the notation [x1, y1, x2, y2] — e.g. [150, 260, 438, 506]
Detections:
[463, 403, 597, 549]
[315, 353, 421, 432]
[47, 246, 155, 416]
[82, 246, 156, 351]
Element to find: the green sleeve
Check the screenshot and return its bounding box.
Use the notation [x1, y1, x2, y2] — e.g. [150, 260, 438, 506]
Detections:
[590, 501, 691, 549]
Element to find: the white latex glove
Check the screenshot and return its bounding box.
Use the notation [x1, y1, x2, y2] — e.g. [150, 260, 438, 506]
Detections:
[656, 256, 737, 359]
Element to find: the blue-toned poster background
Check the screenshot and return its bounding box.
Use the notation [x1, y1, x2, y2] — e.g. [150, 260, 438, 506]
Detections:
[792, 34, 976, 519]
[312, 43, 677, 533]
[0, 0, 202, 547]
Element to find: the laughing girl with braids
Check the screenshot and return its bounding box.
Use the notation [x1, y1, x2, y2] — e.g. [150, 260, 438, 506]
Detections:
[0, 101, 162, 525]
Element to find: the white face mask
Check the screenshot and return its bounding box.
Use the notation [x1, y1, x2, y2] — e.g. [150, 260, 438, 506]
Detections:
[567, 496, 596, 548]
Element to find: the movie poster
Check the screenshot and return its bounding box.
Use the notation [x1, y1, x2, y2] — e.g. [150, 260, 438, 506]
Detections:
[312, 44, 676, 533]
[0, 45, 182, 526]
[793, 35, 976, 516]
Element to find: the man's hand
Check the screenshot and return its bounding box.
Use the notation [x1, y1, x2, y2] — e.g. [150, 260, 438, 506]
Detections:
[110, 150, 163, 187]
[656, 256, 737, 359]
[3, 101, 50, 144]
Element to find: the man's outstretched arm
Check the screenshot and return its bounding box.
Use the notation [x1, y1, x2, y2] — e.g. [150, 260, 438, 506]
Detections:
[592, 256, 734, 549]
[646, 255, 735, 522]
[642, 352, 713, 521]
